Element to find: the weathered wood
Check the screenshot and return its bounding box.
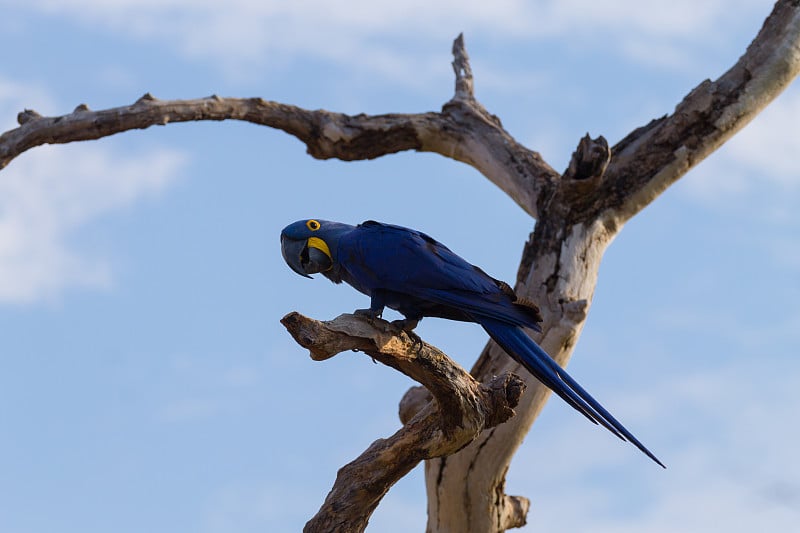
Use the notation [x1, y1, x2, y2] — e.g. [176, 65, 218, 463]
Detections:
[425, 2, 800, 531]
[280, 312, 525, 533]
[0, 97, 557, 220]
[451, 33, 475, 101]
[579, 0, 800, 227]
[563, 133, 610, 181]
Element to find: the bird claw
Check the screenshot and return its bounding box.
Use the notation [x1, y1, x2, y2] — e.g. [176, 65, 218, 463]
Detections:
[354, 308, 382, 322]
[354, 310, 423, 352]
[389, 317, 420, 332]
[405, 330, 424, 353]
[388, 318, 423, 353]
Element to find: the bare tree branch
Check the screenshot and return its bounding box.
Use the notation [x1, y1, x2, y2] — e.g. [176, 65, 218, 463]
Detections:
[452, 33, 475, 101]
[279, 312, 525, 533]
[425, 3, 800, 531]
[560, 0, 800, 227]
[0, 42, 559, 218]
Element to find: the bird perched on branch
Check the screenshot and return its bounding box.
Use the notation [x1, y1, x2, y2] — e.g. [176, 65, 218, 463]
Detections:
[280, 218, 664, 467]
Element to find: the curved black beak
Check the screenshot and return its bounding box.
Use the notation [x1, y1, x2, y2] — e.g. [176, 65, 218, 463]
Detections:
[281, 235, 313, 278]
[280, 235, 333, 278]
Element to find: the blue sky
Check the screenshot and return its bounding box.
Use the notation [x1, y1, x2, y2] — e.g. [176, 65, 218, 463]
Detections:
[1, 0, 798, 531]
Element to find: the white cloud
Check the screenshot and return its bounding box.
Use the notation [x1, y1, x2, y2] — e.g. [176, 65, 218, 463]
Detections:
[680, 85, 800, 276]
[510, 357, 800, 532]
[723, 89, 800, 186]
[0, 75, 186, 305]
[685, 85, 800, 205]
[12, 0, 776, 81]
[0, 143, 186, 304]
[681, 82, 800, 228]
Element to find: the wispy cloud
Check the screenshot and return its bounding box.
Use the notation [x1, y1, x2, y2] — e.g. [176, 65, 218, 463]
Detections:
[679, 85, 800, 278]
[14, 0, 775, 83]
[510, 357, 800, 532]
[684, 86, 800, 206]
[0, 75, 187, 305]
[0, 142, 186, 304]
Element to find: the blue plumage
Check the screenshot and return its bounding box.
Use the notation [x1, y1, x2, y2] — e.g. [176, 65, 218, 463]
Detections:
[280, 219, 664, 467]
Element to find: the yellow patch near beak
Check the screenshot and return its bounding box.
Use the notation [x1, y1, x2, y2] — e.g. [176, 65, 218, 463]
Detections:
[307, 237, 332, 261]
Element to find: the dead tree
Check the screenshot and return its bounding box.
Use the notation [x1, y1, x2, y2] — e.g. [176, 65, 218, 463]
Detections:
[1, 1, 799, 531]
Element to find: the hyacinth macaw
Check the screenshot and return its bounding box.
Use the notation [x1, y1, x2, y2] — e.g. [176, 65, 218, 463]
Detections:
[280, 218, 664, 467]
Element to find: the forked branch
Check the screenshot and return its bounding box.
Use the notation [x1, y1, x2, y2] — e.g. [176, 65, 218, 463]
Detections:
[280, 312, 526, 532]
[571, 0, 800, 226]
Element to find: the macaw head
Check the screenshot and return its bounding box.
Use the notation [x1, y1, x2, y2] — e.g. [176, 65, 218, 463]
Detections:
[280, 219, 354, 278]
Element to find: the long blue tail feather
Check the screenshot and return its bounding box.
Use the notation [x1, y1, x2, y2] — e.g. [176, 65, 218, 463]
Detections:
[482, 321, 626, 439]
[479, 318, 665, 468]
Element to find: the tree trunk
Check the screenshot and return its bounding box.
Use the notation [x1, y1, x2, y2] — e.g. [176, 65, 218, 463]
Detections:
[424, 2, 800, 529]
[426, 211, 614, 531]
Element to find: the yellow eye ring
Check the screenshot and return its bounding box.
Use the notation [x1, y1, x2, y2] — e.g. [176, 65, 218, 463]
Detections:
[306, 219, 321, 231]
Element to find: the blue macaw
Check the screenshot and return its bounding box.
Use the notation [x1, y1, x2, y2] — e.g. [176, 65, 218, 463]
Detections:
[280, 218, 664, 467]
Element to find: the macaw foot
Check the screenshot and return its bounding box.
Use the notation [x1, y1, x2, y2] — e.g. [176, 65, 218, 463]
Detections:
[354, 310, 423, 351]
[354, 307, 383, 322]
[388, 318, 423, 352]
[390, 317, 420, 332]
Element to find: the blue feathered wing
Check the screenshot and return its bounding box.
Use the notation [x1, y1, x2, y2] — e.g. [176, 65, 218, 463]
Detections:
[337, 221, 663, 467]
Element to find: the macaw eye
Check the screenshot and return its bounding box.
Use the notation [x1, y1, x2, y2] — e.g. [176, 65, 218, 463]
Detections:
[306, 219, 321, 231]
